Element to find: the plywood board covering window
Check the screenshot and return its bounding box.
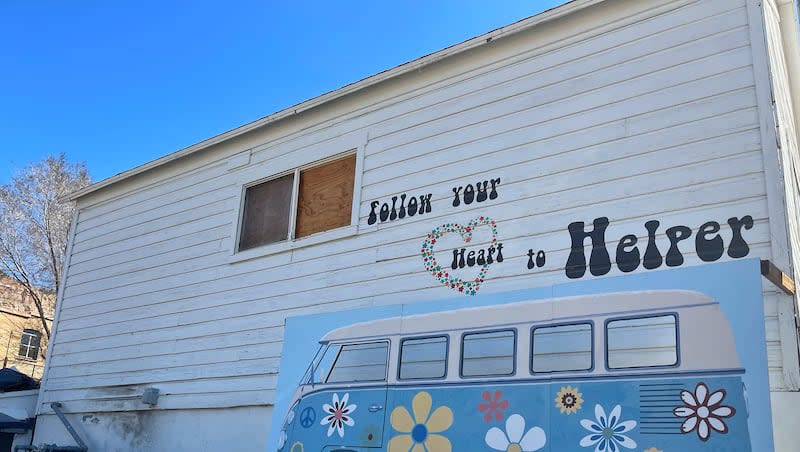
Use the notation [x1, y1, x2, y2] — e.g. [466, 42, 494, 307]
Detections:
[296, 154, 355, 238]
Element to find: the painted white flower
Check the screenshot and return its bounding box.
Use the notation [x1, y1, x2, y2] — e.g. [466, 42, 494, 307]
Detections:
[485, 413, 546, 452]
[673, 382, 735, 441]
[579, 404, 637, 452]
[320, 393, 356, 438]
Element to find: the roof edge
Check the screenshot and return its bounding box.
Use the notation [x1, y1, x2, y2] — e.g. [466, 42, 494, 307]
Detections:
[68, 0, 599, 202]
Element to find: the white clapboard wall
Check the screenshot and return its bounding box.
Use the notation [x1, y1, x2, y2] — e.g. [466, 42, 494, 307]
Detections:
[39, 0, 797, 418]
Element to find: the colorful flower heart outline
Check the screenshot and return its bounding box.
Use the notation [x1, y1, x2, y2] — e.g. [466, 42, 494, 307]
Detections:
[421, 216, 498, 296]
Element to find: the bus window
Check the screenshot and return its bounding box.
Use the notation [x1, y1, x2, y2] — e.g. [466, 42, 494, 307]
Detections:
[461, 330, 515, 377]
[399, 336, 448, 380]
[325, 341, 389, 383]
[531, 323, 592, 373]
[606, 314, 677, 369]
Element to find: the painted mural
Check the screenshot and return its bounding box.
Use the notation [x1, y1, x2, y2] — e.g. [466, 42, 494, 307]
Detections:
[269, 260, 772, 451]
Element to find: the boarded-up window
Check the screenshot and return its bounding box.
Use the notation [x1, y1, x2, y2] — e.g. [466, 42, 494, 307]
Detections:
[237, 153, 356, 251]
[606, 315, 677, 369]
[238, 173, 294, 251]
[296, 154, 356, 238]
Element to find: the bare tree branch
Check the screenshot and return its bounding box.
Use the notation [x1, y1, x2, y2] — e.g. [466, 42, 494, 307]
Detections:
[0, 154, 91, 341]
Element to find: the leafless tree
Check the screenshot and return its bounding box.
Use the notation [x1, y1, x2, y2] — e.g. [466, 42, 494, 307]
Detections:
[0, 154, 91, 339]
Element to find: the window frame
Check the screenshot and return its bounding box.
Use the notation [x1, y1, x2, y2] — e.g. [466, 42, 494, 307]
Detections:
[530, 321, 594, 375]
[459, 328, 517, 379]
[229, 137, 365, 263]
[604, 312, 680, 371]
[18, 329, 41, 361]
[397, 335, 449, 381]
[323, 340, 390, 384]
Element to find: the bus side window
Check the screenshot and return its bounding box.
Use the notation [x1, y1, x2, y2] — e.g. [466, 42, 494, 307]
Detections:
[531, 323, 593, 373]
[325, 341, 389, 383]
[461, 330, 516, 377]
[606, 314, 678, 369]
[399, 336, 448, 380]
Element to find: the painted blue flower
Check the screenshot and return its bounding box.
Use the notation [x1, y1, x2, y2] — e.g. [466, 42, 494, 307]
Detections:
[579, 404, 637, 452]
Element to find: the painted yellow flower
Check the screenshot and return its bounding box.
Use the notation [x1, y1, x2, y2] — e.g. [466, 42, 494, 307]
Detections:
[643, 448, 662, 452]
[388, 391, 453, 452]
[555, 386, 583, 414]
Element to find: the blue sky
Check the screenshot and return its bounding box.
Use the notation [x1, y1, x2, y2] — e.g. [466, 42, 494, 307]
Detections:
[0, 0, 565, 185]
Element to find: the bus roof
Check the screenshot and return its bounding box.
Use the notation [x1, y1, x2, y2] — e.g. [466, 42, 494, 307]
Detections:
[321, 290, 714, 342]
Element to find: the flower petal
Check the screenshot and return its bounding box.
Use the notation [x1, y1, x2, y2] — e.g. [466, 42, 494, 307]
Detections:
[340, 393, 349, 407]
[712, 406, 734, 418]
[673, 407, 694, 417]
[332, 393, 340, 406]
[581, 419, 602, 432]
[391, 406, 414, 433]
[413, 392, 433, 424]
[707, 390, 724, 406]
[697, 419, 710, 440]
[485, 427, 510, 450]
[343, 417, 354, 427]
[608, 405, 621, 428]
[326, 422, 336, 437]
[519, 426, 546, 451]
[595, 405, 608, 427]
[388, 435, 413, 452]
[322, 404, 334, 414]
[708, 417, 728, 433]
[427, 406, 453, 433]
[681, 416, 698, 433]
[614, 434, 636, 449]
[425, 434, 452, 452]
[614, 420, 636, 434]
[680, 390, 698, 407]
[506, 414, 526, 443]
[695, 383, 708, 405]
[580, 434, 601, 447]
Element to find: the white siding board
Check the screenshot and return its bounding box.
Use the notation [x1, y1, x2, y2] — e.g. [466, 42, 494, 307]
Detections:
[363, 90, 760, 202]
[364, 29, 752, 169]
[356, 0, 747, 158]
[364, 59, 755, 177]
[73, 179, 235, 247]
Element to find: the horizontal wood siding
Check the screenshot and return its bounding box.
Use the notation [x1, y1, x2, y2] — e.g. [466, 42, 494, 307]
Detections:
[41, 0, 786, 413]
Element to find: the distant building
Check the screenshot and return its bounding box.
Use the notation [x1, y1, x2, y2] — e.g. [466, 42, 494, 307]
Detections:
[0, 275, 54, 380]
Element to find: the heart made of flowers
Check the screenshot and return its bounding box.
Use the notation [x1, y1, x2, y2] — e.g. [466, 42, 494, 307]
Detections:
[421, 216, 498, 296]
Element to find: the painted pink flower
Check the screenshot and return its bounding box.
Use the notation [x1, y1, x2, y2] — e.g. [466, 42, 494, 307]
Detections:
[479, 390, 509, 422]
[321, 393, 356, 438]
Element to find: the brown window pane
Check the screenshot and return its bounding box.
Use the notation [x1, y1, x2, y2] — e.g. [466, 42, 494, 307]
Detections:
[296, 155, 355, 238]
[239, 173, 294, 250]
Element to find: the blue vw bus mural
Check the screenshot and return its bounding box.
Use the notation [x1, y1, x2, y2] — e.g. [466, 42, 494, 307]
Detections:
[276, 291, 750, 451]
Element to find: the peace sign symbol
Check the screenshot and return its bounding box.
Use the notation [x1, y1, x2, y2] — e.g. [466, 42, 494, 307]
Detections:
[300, 407, 316, 428]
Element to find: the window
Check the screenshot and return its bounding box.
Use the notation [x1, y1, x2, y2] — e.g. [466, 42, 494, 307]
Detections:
[238, 153, 356, 251]
[399, 336, 448, 380]
[321, 342, 389, 383]
[531, 323, 592, 373]
[18, 329, 41, 360]
[461, 330, 515, 377]
[606, 314, 678, 369]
